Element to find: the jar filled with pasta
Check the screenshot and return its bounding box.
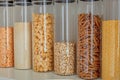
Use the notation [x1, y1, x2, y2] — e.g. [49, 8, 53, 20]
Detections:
[102, 0, 120, 80]
[77, 0, 102, 79]
[32, 0, 54, 72]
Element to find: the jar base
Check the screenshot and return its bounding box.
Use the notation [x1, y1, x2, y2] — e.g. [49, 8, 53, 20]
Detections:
[78, 75, 100, 80]
[54, 71, 74, 76]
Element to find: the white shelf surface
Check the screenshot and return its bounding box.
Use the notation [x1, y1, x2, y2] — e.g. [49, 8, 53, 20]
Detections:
[0, 68, 101, 80]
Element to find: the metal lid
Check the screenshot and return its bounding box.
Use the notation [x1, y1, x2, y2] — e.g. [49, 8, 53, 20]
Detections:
[0, 0, 13, 6]
[32, 0, 53, 5]
[0, 0, 13, 3]
[55, 0, 75, 3]
[80, 0, 100, 1]
[14, 0, 31, 5]
[14, 0, 31, 2]
[36, 0, 52, 2]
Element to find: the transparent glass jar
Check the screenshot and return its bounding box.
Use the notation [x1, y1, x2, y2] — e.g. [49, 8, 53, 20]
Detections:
[32, 0, 54, 72]
[0, 0, 14, 68]
[77, 0, 102, 79]
[54, 0, 76, 76]
[14, 0, 32, 69]
[102, 0, 120, 80]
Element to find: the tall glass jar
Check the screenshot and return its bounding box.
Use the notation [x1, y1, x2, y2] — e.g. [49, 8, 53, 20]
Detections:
[32, 0, 54, 72]
[54, 0, 76, 76]
[14, 0, 32, 69]
[0, 0, 14, 67]
[77, 0, 102, 79]
[102, 0, 120, 80]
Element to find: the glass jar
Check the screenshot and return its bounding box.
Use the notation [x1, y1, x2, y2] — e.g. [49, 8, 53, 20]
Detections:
[54, 0, 76, 76]
[14, 0, 32, 69]
[32, 0, 54, 72]
[77, 0, 102, 79]
[102, 0, 120, 80]
[0, 0, 14, 67]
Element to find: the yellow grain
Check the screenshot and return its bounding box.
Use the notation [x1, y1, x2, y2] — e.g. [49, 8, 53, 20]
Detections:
[102, 20, 120, 80]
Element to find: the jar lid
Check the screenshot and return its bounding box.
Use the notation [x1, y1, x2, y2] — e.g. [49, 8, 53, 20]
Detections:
[80, 0, 100, 1]
[32, 0, 53, 5]
[55, 0, 75, 3]
[14, 0, 31, 2]
[0, 0, 13, 6]
[0, 0, 13, 3]
[33, 0, 53, 2]
[14, 0, 31, 5]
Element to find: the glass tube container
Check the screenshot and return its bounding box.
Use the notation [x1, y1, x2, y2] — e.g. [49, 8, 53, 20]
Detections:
[54, 0, 76, 76]
[77, 0, 102, 79]
[32, 0, 54, 72]
[102, 0, 120, 80]
[14, 0, 32, 69]
[0, 0, 14, 68]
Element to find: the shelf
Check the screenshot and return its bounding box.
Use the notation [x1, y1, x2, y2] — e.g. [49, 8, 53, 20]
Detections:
[0, 68, 101, 80]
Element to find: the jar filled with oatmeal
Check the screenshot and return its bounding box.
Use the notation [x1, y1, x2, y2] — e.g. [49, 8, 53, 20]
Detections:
[54, 0, 76, 76]
[32, 0, 54, 72]
[0, 0, 14, 68]
[77, 0, 102, 79]
[102, 0, 120, 80]
[14, 0, 32, 69]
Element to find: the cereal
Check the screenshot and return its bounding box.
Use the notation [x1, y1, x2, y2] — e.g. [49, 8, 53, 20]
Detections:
[54, 42, 75, 76]
[77, 13, 101, 79]
[32, 13, 54, 72]
[0, 27, 14, 67]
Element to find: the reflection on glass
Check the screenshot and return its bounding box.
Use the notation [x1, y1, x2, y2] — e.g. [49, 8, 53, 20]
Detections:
[0, 68, 14, 78]
[14, 69, 32, 80]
